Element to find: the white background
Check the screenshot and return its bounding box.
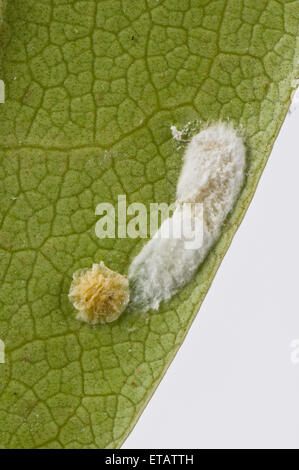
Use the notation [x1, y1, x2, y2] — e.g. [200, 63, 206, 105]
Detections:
[123, 103, 299, 449]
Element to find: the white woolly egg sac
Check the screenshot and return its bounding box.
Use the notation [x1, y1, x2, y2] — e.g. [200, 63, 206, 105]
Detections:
[128, 122, 246, 311]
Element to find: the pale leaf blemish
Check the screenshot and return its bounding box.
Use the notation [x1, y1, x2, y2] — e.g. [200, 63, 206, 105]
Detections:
[170, 122, 194, 142]
[170, 125, 185, 141]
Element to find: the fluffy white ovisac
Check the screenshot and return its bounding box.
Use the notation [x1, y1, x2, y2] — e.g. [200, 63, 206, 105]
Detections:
[128, 123, 246, 311]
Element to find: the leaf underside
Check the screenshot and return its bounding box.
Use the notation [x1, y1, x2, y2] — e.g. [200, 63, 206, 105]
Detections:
[0, 0, 298, 449]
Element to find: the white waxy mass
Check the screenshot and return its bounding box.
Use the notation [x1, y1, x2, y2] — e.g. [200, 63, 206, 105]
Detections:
[128, 123, 246, 311]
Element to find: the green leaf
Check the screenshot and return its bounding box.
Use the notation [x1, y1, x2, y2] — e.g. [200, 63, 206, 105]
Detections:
[0, 0, 298, 449]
